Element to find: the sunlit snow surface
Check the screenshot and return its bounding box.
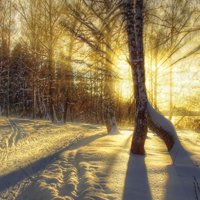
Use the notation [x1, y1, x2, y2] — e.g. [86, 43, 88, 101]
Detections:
[0, 117, 199, 200]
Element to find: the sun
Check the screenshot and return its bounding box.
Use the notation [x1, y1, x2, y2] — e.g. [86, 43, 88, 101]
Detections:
[115, 80, 133, 100]
[114, 57, 133, 101]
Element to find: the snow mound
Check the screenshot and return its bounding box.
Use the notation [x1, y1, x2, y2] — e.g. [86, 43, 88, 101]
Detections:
[147, 101, 177, 139]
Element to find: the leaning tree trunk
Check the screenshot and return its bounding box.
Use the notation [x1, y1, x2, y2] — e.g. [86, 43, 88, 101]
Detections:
[123, 0, 175, 154]
[147, 102, 175, 151]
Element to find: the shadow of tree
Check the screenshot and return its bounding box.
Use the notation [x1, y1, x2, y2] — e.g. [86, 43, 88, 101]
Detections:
[164, 135, 200, 200]
[0, 132, 106, 193]
[122, 154, 152, 200]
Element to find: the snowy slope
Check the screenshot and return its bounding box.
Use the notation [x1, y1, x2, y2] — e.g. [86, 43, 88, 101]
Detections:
[147, 102, 177, 139]
[0, 117, 200, 200]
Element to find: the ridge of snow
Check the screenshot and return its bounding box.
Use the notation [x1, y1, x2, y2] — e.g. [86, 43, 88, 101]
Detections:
[147, 101, 177, 139]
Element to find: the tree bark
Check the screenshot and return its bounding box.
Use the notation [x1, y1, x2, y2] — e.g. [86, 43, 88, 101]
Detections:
[147, 102, 175, 151]
[123, 0, 148, 154]
[123, 0, 175, 154]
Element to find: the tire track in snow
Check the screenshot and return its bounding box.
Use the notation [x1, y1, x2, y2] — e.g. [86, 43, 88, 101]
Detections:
[0, 178, 31, 200]
[59, 151, 80, 199]
[7, 119, 25, 148]
[7, 119, 17, 147]
[47, 133, 107, 200]
[16, 132, 108, 200]
[55, 133, 114, 200]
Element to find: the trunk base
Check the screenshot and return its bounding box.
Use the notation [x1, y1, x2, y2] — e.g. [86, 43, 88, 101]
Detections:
[131, 139, 145, 155]
[105, 116, 119, 134]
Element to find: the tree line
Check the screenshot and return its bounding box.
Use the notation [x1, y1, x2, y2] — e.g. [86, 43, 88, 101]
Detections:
[0, 0, 199, 136]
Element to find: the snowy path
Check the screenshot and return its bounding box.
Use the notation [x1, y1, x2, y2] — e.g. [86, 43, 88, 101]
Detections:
[0, 118, 200, 200]
[0, 118, 103, 200]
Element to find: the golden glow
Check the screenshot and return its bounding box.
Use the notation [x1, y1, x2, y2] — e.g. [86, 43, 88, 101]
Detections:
[114, 55, 200, 113]
[145, 56, 200, 112]
[114, 58, 133, 101]
[115, 80, 133, 100]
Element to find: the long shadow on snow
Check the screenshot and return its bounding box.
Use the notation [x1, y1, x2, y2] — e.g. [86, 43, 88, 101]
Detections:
[0, 132, 106, 192]
[164, 132, 200, 200]
[94, 132, 152, 200]
[84, 133, 133, 199]
[122, 153, 152, 200]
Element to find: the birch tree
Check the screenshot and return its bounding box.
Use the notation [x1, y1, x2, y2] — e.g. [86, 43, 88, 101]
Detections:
[123, 0, 175, 154]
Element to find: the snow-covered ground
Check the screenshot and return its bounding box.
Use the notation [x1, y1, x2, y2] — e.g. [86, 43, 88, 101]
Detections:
[0, 117, 199, 200]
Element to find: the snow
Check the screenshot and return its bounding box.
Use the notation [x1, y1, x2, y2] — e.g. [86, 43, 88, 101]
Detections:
[109, 117, 120, 135]
[0, 117, 200, 200]
[147, 101, 177, 139]
[146, 101, 199, 168]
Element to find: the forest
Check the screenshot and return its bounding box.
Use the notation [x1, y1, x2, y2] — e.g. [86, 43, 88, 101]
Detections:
[0, 0, 200, 199]
[0, 0, 199, 126]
